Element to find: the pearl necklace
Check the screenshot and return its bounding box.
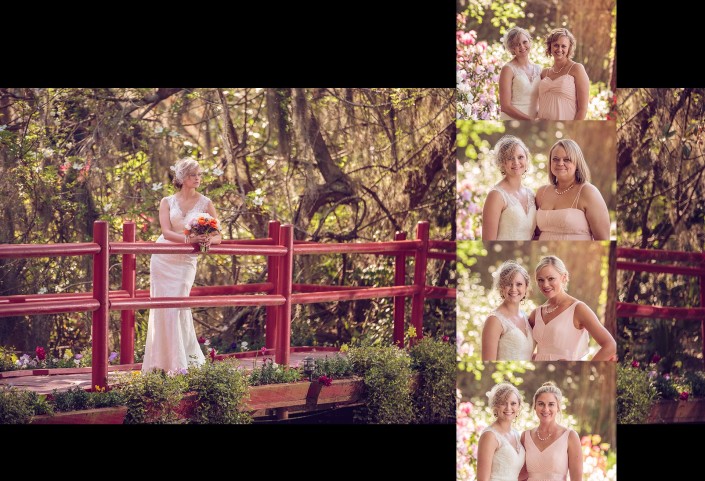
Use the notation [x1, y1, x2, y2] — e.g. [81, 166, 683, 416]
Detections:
[536, 428, 553, 441]
[550, 62, 569, 75]
[542, 301, 561, 315]
[554, 183, 575, 195]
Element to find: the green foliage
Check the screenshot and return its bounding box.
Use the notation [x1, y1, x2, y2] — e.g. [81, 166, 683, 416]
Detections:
[409, 337, 455, 424]
[248, 358, 303, 386]
[652, 375, 680, 400]
[684, 371, 705, 398]
[616, 363, 657, 424]
[186, 360, 251, 424]
[49, 385, 125, 412]
[116, 370, 187, 424]
[0, 346, 17, 371]
[312, 353, 354, 379]
[0, 387, 52, 424]
[348, 345, 415, 424]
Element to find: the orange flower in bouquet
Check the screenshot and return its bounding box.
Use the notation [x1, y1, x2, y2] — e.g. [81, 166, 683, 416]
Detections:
[184, 213, 220, 252]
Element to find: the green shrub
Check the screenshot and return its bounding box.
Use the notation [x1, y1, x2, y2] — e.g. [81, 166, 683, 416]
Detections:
[348, 345, 414, 424]
[313, 354, 354, 379]
[409, 337, 455, 424]
[652, 376, 679, 400]
[684, 371, 705, 397]
[617, 363, 657, 424]
[116, 370, 186, 424]
[248, 358, 302, 386]
[0, 386, 52, 424]
[187, 360, 251, 424]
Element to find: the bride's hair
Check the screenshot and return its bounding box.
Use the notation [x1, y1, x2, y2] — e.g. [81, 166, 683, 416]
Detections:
[503, 26, 532, 53]
[487, 382, 523, 416]
[171, 157, 200, 189]
[493, 260, 530, 300]
[544, 27, 576, 59]
[490, 135, 532, 176]
[535, 255, 569, 291]
[532, 381, 563, 412]
[548, 139, 591, 185]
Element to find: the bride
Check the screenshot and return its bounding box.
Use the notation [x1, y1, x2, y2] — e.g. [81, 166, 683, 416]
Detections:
[498, 26, 541, 120]
[482, 260, 535, 360]
[141, 157, 222, 373]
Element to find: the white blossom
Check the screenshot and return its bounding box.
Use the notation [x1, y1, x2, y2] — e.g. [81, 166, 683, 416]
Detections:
[211, 167, 224, 176]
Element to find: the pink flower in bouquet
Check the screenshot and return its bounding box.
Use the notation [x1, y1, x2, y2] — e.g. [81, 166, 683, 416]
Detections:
[184, 213, 221, 253]
[35, 346, 46, 361]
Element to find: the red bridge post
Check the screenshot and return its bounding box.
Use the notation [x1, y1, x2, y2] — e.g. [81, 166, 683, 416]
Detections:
[266, 220, 281, 350]
[410, 221, 429, 346]
[120, 221, 136, 364]
[275, 224, 293, 366]
[91, 221, 110, 390]
[393, 231, 407, 348]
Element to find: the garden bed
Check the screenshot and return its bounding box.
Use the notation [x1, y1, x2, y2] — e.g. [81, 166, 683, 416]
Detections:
[647, 398, 705, 423]
[31, 406, 128, 424]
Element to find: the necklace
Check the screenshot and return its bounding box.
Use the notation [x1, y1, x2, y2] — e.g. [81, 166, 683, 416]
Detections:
[536, 428, 553, 442]
[542, 301, 561, 315]
[550, 62, 569, 75]
[554, 183, 575, 195]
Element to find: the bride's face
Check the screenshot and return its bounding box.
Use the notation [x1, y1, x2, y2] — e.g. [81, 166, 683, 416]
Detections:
[511, 33, 531, 57]
[536, 265, 567, 299]
[502, 145, 528, 178]
[501, 272, 527, 304]
[496, 392, 521, 422]
[534, 393, 559, 423]
[183, 169, 203, 189]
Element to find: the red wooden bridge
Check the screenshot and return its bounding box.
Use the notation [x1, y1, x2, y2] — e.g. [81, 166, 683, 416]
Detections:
[616, 247, 705, 360]
[0, 220, 455, 391]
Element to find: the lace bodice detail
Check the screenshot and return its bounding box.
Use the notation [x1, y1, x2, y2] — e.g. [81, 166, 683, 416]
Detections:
[490, 310, 535, 360]
[491, 186, 537, 240]
[165, 194, 212, 233]
[500, 62, 541, 120]
[482, 427, 526, 481]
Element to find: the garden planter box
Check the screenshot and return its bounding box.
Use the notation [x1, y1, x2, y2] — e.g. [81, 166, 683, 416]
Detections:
[647, 398, 705, 423]
[31, 406, 128, 425]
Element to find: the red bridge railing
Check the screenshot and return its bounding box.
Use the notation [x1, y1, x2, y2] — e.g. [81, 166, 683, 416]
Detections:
[0, 220, 456, 389]
[616, 247, 705, 361]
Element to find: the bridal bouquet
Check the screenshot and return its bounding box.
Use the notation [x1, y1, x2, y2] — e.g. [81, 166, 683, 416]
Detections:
[184, 213, 220, 253]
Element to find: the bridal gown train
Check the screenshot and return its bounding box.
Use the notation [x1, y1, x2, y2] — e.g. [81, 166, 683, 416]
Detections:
[141, 194, 211, 373]
[482, 427, 526, 481]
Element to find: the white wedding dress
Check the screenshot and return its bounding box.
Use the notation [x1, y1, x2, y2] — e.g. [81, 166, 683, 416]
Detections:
[499, 62, 541, 120]
[489, 309, 535, 360]
[489, 186, 537, 241]
[482, 427, 526, 481]
[141, 194, 211, 373]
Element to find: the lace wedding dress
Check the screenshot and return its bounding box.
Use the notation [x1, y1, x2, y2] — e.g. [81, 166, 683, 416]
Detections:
[141, 194, 212, 373]
[489, 309, 535, 360]
[482, 426, 526, 481]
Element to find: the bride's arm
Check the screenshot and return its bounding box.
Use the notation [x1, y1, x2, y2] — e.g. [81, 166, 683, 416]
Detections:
[481, 315, 503, 361]
[158, 197, 191, 243]
[205, 199, 223, 245]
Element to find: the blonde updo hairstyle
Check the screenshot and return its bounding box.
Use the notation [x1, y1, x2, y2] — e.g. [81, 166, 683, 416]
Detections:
[487, 382, 523, 417]
[544, 27, 576, 59]
[535, 255, 570, 292]
[532, 381, 563, 416]
[493, 260, 530, 300]
[503, 26, 533, 54]
[172, 157, 200, 189]
[548, 139, 591, 186]
[491, 135, 531, 176]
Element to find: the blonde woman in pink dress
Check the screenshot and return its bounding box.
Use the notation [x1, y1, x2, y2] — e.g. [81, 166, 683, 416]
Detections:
[537, 28, 589, 120]
[477, 383, 526, 481]
[142, 158, 222, 373]
[535, 139, 610, 240]
[528, 256, 616, 361]
[498, 26, 541, 120]
[519, 382, 582, 481]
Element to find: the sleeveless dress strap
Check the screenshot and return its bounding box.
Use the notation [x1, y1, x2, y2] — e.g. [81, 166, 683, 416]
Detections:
[490, 310, 512, 334]
[537, 185, 550, 205]
[566, 62, 576, 75]
[491, 186, 511, 207]
[571, 184, 586, 208]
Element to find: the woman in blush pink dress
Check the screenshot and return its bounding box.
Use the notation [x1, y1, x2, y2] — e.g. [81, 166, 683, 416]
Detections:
[537, 28, 589, 120]
[520, 382, 582, 481]
[528, 256, 616, 361]
[535, 139, 610, 240]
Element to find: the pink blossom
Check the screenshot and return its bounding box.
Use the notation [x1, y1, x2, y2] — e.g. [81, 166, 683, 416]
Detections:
[651, 354, 661, 363]
[631, 360, 639, 368]
[459, 32, 475, 46]
[35, 346, 46, 361]
[680, 391, 689, 401]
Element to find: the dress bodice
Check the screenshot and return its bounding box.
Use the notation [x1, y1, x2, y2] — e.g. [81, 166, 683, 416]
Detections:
[482, 427, 526, 481]
[500, 62, 541, 120]
[533, 301, 589, 361]
[524, 429, 570, 481]
[490, 310, 535, 361]
[166, 194, 212, 233]
[491, 186, 537, 241]
[537, 184, 592, 240]
[537, 70, 577, 121]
